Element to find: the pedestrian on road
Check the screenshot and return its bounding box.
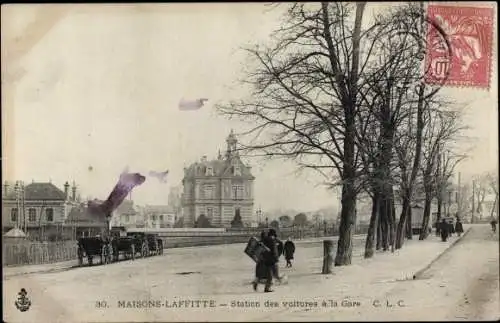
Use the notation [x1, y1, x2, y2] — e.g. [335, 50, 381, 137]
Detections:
[490, 218, 497, 233]
[268, 229, 284, 284]
[283, 237, 296, 268]
[455, 218, 464, 237]
[261, 229, 280, 292]
[252, 230, 269, 292]
[440, 218, 449, 242]
[434, 220, 440, 236]
[448, 218, 455, 237]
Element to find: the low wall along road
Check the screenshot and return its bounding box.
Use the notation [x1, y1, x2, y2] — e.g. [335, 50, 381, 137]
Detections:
[3, 225, 371, 266]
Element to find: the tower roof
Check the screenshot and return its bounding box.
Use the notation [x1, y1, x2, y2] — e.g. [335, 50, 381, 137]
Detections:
[226, 129, 237, 143]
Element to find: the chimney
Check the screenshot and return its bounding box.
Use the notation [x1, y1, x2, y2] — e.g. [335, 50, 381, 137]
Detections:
[64, 182, 70, 200]
[201, 156, 207, 163]
[71, 182, 77, 201]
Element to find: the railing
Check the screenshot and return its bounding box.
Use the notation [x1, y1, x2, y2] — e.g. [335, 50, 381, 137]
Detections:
[3, 240, 78, 266]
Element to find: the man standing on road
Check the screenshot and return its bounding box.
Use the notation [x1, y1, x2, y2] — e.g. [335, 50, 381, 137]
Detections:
[268, 229, 284, 284]
[490, 218, 497, 233]
[283, 237, 296, 268]
[262, 229, 280, 292]
[252, 230, 270, 292]
[440, 218, 450, 242]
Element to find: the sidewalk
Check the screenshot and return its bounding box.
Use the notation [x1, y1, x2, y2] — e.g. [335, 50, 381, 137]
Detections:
[3, 259, 78, 279]
[187, 226, 472, 322]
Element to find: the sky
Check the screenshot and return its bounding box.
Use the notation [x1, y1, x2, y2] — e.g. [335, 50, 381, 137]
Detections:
[2, 3, 498, 212]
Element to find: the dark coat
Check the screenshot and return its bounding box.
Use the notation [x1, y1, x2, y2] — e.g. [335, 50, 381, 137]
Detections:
[262, 236, 279, 266]
[283, 241, 295, 260]
[440, 221, 449, 239]
[455, 221, 464, 233]
[276, 240, 284, 257]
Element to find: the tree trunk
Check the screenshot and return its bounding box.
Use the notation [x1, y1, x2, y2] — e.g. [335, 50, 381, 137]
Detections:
[406, 207, 413, 239]
[380, 199, 390, 251]
[396, 84, 425, 249]
[389, 188, 396, 252]
[376, 219, 382, 250]
[364, 193, 379, 258]
[322, 240, 334, 274]
[326, 1, 365, 267]
[396, 193, 410, 248]
[419, 191, 433, 240]
[436, 194, 443, 235]
[335, 187, 357, 266]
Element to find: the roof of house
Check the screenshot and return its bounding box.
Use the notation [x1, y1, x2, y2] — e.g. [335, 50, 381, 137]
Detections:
[66, 204, 108, 225]
[115, 200, 136, 215]
[183, 157, 254, 179]
[4, 182, 67, 201]
[144, 205, 175, 214]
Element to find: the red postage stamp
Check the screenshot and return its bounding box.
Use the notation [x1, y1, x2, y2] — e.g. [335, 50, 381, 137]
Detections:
[425, 5, 495, 88]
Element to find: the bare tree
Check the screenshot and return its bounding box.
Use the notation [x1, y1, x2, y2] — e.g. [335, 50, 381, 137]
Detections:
[473, 172, 497, 219]
[360, 3, 445, 256]
[217, 2, 369, 266]
[417, 104, 467, 240]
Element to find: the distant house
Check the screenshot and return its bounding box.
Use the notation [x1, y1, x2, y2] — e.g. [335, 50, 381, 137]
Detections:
[182, 130, 256, 228]
[142, 205, 176, 228]
[2, 181, 79, 238]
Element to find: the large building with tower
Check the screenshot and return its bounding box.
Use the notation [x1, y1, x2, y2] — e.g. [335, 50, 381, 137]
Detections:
[181, 131, 255, 228]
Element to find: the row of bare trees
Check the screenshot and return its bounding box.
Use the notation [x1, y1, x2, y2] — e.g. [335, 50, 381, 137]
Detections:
[217, 2, 468, 266]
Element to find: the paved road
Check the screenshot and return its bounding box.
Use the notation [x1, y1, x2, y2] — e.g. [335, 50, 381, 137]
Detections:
[3, 235, 368, 322]
[5, 228, 493, 322]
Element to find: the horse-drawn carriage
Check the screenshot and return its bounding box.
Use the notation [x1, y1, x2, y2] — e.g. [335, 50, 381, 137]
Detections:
[126, 232, 163, 257]
[77, 236, 113, 266]
[146, 233, 163, 256]
[110, 235, 137, 261]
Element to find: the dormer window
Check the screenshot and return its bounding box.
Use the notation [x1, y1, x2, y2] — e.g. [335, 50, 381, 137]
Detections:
[234, 166, 241, 176]
[206, 167, 214, 176]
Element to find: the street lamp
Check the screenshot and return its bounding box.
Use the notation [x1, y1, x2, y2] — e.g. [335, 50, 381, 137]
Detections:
[14, 181, 19, 229]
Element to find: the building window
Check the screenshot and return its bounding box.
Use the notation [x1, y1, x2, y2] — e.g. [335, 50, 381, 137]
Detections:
[234, 166, 241, 176]
[206, 167, 214, 176]
[207, 207, 213, 220]
[160, 215, 164, 222]
[204, 184, 215, 199]
[11, 208, 18, 222]
[232, 185, 244, 200]
[45, 208, 54, 222]
[28, 208, 37, 222]
[152, 215, 157, 221]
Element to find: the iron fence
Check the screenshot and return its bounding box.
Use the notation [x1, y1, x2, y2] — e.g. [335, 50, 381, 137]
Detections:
[3, 240, 78, 266]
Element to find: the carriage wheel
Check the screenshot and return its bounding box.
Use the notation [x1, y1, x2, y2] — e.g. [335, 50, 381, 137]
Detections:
[101, 246, 108, 265]
[78, 250, 84, 266]
[107, 245, 113, 264]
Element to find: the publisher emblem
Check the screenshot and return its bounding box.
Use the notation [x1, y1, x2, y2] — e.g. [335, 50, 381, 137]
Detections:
[15, 288, 31, 312]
